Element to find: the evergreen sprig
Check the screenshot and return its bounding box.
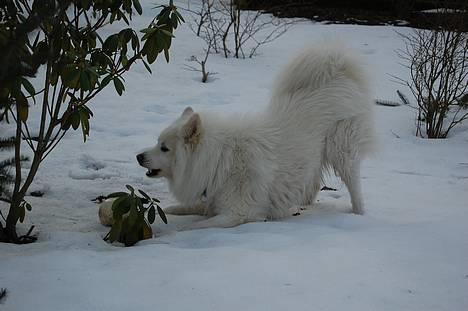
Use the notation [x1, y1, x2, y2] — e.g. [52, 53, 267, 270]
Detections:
[103, 185, 167, 247]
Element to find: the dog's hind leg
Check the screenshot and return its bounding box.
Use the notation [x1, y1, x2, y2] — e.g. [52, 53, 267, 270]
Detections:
[181, 214, 243, 230]
[304, 175, 322, 206]
[325, 119, 366, 215]
[164, 204, 206, 216]
[336, 160, 364, 215]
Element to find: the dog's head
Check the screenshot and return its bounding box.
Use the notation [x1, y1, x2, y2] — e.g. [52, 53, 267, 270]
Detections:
[136, 107, 202, 178]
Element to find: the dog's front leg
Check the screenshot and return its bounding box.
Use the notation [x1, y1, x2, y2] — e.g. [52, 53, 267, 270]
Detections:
[181, 214, 242, 230]
[164, 204, 206, 216]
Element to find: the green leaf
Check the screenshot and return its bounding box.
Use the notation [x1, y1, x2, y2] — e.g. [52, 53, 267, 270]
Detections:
[123, 228, 139, 246]
[81, 105, 94, 117]
[103, 34, 119, 52]
[81, 0, 91, 9]
[147, 205, 156, 224]
[171, 13, 178, 29]
[127, 200, 138, 227]
[175, 11, 185, 23]
[18, 103, 29, 122]
[80, 111, 90, 142]
[16, 92, 29, 122]
[61, 65, 81, 88]
[21, 78, 35, 96]
[80, 71, 91, 91]
[120, 9, 130, 25]
[160, 29, 174, 38]
[70, 112, 81, 130]
[100, 74, 113, 89]
[112, 196, 131, 220]
[164, 48, 170, 62]
[121, 54, 128, 68]
[126, 184, 134, 192]
[135, 195, 147, 207]
[131, 34, 139, 50]
[119, 28, 133, 45]
[112, 196, 127, 211]
[142, 60, 152, 74]
[146, 43, 158, 64]
[61, 117, 71, 130]
[157, 205, 168, 224]
[108, 220, 122, 242]
[123, 0, 132, 13]
[141, 28, 158, 42]
[110, 11, 116, 24]
[133, 0, 143, 15]
[50, 68, 59, 86]
[34, 41, 49, 64]
[107, 191, 127, 198]
[25, 203, 32, 211]
[138, 189, 151, 201]
[113, 77, 125, 96]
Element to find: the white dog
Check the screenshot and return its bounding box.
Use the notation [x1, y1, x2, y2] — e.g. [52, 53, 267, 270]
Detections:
[136, 43, 375, 230]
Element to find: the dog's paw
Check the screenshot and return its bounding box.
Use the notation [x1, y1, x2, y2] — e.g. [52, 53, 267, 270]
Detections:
[164, 205, 195, 215]
[163, 205, 184, 215]
[351, 207, 364, 215]
[289, 205, 301, 216]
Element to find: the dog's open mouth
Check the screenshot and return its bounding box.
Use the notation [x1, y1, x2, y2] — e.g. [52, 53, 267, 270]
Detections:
[146, 169, 161, 177]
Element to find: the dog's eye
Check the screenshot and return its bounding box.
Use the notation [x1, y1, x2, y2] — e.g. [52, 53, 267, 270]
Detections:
[160, 143, 169, 152]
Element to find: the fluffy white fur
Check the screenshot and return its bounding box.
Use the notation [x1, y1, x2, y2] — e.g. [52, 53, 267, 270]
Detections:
[137, 43, 376, 230]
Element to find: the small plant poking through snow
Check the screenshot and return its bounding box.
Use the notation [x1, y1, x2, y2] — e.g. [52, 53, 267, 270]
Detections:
[0, 288, 7, 303]
[103, 185, 167, 247]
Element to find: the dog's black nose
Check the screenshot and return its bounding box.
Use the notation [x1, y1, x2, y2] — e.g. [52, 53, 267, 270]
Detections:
[136, 153, 145, 164]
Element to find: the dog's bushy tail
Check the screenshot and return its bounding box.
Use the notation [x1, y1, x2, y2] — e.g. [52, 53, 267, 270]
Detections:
[268, 42, 372, 124]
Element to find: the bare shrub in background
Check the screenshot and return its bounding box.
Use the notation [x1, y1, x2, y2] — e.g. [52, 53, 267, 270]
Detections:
[398, 8, 468, 138]
[184, 0, 296, 59]
[0, 288, 7, 303]
[183, 0, 223, 82]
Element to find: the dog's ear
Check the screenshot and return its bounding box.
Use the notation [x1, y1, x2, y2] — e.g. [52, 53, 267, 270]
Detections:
[182, 113, 202, 145]
[181, 106, 194, 117]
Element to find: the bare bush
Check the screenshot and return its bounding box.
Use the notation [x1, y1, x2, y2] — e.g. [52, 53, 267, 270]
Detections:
[184, 0, 296, 59]
[183, 1, 223, 82]
[184, 53, 216, 83]
[0, 288, 6, 303]
[398, 9, 468, 138]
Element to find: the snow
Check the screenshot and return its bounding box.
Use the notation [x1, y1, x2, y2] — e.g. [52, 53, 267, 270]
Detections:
[419, 8, 466, 13]
[1, 1, 468, 310]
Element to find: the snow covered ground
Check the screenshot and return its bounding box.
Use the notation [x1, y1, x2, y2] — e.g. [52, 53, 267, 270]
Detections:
[1, 1, 468, 310]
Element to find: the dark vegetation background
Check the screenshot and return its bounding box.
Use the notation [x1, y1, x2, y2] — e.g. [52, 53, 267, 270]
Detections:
[239, 0, 468, 30]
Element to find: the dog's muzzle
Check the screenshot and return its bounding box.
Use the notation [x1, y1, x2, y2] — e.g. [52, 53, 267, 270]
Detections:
[136, 153, 161, 177]
[146, 169, 161, 177]
[136, 153, 145, 165]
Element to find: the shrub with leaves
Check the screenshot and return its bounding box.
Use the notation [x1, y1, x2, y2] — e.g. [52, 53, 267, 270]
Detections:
[0, 136, 30, 242]
[103, 185, 167, 247]
[0, 0, 183, 243]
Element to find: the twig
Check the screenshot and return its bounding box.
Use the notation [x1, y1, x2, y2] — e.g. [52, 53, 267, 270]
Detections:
[390, 130, 401, 138]
[0, 288, 7, 303]
[397, 90, 411, 105]
[375, 99, 401, 107]
[17, 225, 37, 243]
